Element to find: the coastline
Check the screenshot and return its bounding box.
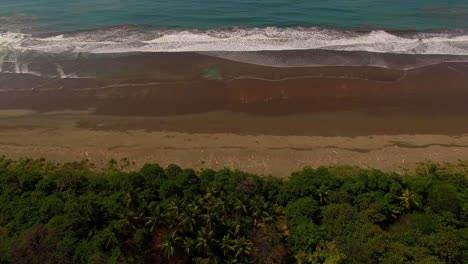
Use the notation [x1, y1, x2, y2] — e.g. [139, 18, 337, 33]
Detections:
[1, 52, 468, 116]
[2, 3, 468, 263]
[1, 52, 467, 175]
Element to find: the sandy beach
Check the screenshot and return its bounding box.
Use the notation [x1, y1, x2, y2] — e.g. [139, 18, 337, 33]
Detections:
[1, 110, 468, 177]
[1, 52, 468, 176]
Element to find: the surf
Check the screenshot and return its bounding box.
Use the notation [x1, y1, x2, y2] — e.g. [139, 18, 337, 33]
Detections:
[1, 27, 468, 55]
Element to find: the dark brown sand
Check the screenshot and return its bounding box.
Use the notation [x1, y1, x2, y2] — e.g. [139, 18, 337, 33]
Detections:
[1, 52, 468, 175]
[1, 52, 468, 117]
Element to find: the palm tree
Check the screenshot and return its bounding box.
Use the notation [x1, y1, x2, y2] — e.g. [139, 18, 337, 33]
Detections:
[220, 234, 235, 256]
[159, 231, 181, 258]
[225, 219, 241, 236]
[250, 196, 273, 225]
[399, 189, 420, 210]
[197, 193, 228, 230]
[182, 237, 195, 256]
[177, 211, 197, 232]
[195, 229, 214, 255]
[164, 201, 181, 227]
[220, 235, 253, 262]
[146, 203, 164, 232]
[227, 196, 247, 216]
[416, 162, 439, 177]
[232, 237, 253, 259]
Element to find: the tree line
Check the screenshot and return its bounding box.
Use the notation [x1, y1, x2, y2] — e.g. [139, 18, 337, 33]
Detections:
[0, 156, 466, 263]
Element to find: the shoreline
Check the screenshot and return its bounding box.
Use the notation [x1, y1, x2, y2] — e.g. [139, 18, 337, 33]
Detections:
[1, 60, 468, 116]
[1, 52, 467, 176]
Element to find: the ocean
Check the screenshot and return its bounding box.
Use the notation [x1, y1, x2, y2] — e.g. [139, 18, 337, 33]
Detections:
[1, 0, 468, 56]
[2, 0, 468, 31]
[1, 0, 468, 117]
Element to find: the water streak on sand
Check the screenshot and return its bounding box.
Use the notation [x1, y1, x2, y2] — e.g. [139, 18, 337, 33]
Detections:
[0, 71, 411, 92]
[13, 59, 20, 74]
[55, 63, 66, 78]
[227, 72, 408, 84]
[0, 55, 4, 72]
[72, 82, 165, 91]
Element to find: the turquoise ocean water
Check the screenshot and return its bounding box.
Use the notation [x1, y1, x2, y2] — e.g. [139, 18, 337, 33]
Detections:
[0, 1, 468, 95]
[1, 0, 468, 31]
[1, 0, 468, 60]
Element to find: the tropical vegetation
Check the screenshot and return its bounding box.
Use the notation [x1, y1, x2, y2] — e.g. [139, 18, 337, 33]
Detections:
[0, 156, 466, 263]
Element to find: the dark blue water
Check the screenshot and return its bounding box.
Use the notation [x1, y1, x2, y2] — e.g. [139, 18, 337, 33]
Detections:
[1, 0, 468, 32]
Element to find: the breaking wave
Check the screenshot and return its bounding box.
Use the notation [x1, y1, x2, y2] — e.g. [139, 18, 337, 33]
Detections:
[1, 26, 468, 55]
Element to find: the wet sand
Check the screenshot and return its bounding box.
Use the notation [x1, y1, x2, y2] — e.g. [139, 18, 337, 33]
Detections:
[0, 51, 468, 176]
[1, 53, 468, 117]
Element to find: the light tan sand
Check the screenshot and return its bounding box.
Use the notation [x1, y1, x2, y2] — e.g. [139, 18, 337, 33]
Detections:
[1, 111, 467, 177]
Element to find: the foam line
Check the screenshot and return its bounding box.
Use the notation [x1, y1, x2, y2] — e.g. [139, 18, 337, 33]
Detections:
[1, 27, 468, 55]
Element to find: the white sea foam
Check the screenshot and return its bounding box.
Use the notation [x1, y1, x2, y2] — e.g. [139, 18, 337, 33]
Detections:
[1, 27, 468, 55]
